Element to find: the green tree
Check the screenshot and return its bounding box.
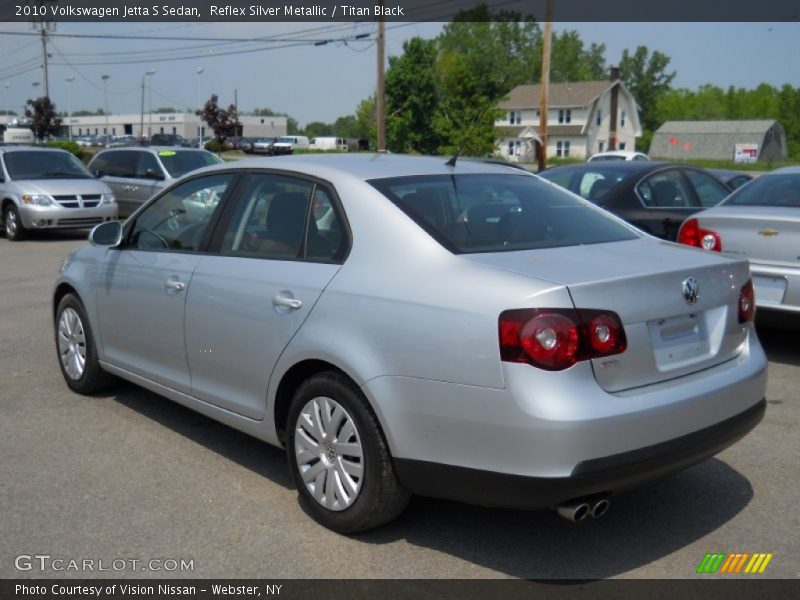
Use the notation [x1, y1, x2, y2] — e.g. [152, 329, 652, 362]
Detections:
[385, 37, 440, 154]
[304, 121, 333, 138]
[355, 95, 376, 149]
[332, 115, 362, 139]
[619, 46, 676, 132]
[550, 31, 607, 82]
[24, 96, 62, 139]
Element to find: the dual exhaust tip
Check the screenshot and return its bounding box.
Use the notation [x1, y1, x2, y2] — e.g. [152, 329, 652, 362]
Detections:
[556, 497, 610, 522]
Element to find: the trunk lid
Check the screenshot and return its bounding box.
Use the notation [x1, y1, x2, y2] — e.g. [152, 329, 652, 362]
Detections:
[698, 205, 800, 267]
[467, 238, 751, 392]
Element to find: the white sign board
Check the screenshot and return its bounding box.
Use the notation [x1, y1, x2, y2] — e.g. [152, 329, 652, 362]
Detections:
[734, 143, 758, 164]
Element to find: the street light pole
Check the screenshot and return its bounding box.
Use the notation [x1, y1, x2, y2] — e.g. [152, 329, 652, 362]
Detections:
[148, 69, 156, 139]
[2, 82, 9, 124]
[196, 67, 204, 147]
[65, 76, 74, 140]
[101, 74, 110, 146]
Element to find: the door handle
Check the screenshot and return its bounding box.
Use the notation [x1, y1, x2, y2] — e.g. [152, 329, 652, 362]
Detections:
[273, 294, 303, 310]
[165, 280, 186, 292]
[129, 186, 138, 192]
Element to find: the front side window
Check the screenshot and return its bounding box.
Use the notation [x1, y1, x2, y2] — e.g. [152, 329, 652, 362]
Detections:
[220, 173, 345, 262]
[135, 152, 162, 179]
[685, 170, 730, 207]
[638, 171, 693, 208]
[4, 151, 92, 180]
[369, 174, 637, 254]
[128, 173, 233, 252]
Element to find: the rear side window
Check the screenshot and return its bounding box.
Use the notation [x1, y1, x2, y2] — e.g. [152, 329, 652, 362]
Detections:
[369, 174, 637, 254]
[638, 171, 693, 208]
[157, 150, 223, 178]
[219, 174, 345, 262]
[539, 166, 633, 203]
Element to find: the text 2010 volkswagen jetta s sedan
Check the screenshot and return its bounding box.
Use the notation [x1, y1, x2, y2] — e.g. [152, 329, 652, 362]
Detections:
[53, 155, 767, 532]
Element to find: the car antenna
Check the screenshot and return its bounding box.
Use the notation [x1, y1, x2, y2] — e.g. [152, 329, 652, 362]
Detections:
[445, 151, 459, 167]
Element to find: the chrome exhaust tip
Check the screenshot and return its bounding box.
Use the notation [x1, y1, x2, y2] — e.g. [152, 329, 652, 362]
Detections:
[556, 501, 591, 522]
[591, 498, 610, 518]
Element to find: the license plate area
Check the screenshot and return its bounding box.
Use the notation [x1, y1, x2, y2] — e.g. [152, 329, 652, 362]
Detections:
[647, 307, 726, 371]
[753, 275, 787, 305]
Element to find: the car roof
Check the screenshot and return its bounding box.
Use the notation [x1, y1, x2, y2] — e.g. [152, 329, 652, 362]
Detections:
[765, 165, 800, 175]
[191, 153, 537, 181]
[95, 146, 208, 154]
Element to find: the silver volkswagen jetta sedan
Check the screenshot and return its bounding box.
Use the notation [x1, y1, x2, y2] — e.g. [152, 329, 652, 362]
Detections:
[53, 155, 767, 532]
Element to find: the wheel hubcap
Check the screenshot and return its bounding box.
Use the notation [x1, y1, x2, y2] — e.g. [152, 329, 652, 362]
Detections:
[57, 308, 87, 380]
[6, 210, 17, 236]
[294, 396, 364, 511]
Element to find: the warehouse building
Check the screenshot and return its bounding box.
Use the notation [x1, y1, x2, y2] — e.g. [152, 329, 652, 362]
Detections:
[650, 120, 787, 163]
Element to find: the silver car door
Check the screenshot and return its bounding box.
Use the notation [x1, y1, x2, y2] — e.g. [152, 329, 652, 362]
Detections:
[93, 150, 138, 217]
[96, 173, 236, 393]
[129, 151, 166, 211]
[185, 175, 345, 419]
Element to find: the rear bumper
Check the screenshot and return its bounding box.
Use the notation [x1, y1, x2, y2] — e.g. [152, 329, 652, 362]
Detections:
[394, 398, 765, 509]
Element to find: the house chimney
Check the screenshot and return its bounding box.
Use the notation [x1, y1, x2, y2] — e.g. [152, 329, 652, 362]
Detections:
[608, 66, 620, 150]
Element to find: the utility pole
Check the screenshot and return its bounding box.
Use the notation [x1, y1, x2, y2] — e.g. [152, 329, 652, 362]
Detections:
[32, 1, 55, 98]
[196, 68, 204, 145]
[102, 75, 110, 146]
[376, 4, 386, 152]
[538, 0, 553, 172]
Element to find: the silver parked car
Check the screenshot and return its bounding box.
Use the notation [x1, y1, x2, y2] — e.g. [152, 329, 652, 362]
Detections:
[88, 146, 223, 217]
[53, 155, 767, 532]
[1, 146, 117, 241]
[678, 165, 800, 314]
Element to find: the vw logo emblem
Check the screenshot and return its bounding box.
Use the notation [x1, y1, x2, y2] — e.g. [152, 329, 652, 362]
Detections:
[682, 277, 699, 304]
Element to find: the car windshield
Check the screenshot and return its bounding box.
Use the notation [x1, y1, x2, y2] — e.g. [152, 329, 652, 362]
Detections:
[538, 165, 636, 202]
[156, 150, 223, 178]
[369, 173, 638, 254]
[277, 137, 293, 143]
[4, 151, 93, 180]
[723, 173, 800, 207]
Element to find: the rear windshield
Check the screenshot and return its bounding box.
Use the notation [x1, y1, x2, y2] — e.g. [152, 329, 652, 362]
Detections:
[4, 151, 93, 180]
[369, 174, 638, 254]
[723, 173, 800, 207]
[157, 150, 223, 178]
[537, 166, 635, 202]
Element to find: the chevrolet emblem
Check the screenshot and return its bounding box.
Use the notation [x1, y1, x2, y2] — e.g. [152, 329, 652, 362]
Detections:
[758, 229, 779, 237]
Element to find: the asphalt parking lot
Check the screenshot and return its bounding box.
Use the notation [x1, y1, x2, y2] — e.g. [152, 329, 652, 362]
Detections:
[0, 231, 798, 580]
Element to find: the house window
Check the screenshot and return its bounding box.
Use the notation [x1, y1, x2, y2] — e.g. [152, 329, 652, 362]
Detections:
[508, 141, 515, 156]
[598, 141, 604, 153]
[508, 110, 521, 125]
[564, 140, 571, 157]
[172, 126, 177, 134]
[558, 109, 571, 124]
[619, 142, 627, 150]
[596, 110, 602, 126]
[621, 110, 626, 127]
[112, 127, 116, 135]
[556, 141, 571, 157]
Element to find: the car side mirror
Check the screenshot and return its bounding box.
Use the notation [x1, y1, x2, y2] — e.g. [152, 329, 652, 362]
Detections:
[145, 168, 165, 181]
[89, 221, 122, 247]
[93, 170, 104, 178]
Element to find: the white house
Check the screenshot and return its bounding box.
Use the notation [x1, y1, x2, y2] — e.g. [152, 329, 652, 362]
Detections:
[495, 69, 642, 162]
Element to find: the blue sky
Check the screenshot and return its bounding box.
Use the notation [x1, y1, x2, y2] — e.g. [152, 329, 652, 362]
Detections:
[0, 21, 797, 126]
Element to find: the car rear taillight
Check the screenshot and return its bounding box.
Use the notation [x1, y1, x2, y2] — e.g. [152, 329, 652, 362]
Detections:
[677, 218, 722, 252]
[499, 309, 627, 371]
[739, 279, 756, 323]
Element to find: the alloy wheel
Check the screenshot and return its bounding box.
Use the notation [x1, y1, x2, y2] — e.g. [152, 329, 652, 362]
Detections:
[58, 307, 87, 380]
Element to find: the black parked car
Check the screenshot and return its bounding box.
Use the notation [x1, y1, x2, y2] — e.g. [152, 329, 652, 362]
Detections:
[707, 168, 755, 190]
[538, 162, 733, 240]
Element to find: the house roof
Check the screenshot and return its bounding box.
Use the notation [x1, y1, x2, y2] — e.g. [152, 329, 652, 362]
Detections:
[655, 120, 780, 135]
[497, 81, 615, 109]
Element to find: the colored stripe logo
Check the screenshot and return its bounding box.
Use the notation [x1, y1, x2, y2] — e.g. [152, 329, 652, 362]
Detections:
[697, 553, 773, 574]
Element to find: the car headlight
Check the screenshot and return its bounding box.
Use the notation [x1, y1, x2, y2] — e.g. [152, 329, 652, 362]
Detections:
[101, 193, 116, 204]
[20, 194, 55, 206]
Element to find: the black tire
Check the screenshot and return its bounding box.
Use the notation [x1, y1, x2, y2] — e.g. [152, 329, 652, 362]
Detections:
[286, 371, 410, 533]
[55, 293, 117, 394]
[4, 204, 27, 241]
